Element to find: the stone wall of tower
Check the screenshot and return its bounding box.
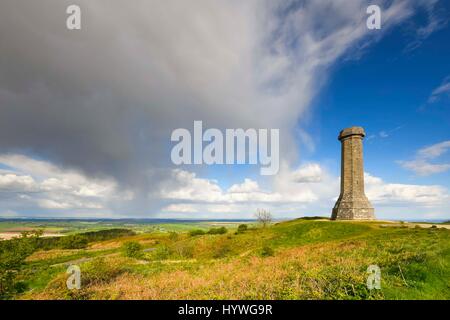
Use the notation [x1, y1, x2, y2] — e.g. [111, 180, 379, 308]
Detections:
[332, 127, 375, 220]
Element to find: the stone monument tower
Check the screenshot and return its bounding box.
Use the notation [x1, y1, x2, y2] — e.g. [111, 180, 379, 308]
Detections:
[332, 126, 375, 220]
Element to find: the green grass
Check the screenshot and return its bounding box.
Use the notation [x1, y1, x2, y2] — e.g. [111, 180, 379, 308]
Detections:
[270, 219, 373, 247]
[27, 248, 120, 268]
[2, 218, 449, 300]
[20, 265, 67, 292]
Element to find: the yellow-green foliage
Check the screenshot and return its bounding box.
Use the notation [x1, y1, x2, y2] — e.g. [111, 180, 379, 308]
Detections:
[122, 241, 143, 259]
[17, 220, 450, 300]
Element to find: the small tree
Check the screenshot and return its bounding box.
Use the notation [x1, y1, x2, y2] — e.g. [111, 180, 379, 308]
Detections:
[255, 209, 272, 228]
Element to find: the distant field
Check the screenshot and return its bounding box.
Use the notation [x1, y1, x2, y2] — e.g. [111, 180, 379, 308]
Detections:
[0, 219, 254, 237]
[1, 218, 449, 300]
[0, 232, 63, 241]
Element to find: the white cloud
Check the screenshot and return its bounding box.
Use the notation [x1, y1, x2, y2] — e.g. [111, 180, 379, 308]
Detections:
[291, 163, 323, 183]
[365, 173, 448, 205]
[399, 140, 450, 176]
[160, 169, 224, 203]
[417, 141, 450, 159]
[379, 131, 389, 138]
[404, 0, 448, 52]
[0, 154, 133, 215]
[36, 196, 108, 210]
[161, 204, 199, 214]
[159, 167, 318, 206]
[0, 174, 38, 192]
[399, 160, 450, 176]
[365, 126, 404, 141]
[428, 77, 450, 103]
[157, 166, 449, 219]
[228, 179, 260, 193]
[159, 203, 242, 219]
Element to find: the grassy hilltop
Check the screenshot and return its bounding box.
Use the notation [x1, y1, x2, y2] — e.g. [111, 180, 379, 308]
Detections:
[2, 218, 449, 300]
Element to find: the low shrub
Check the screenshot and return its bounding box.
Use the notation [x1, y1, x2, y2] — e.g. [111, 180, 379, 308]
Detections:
[237, 224, 248, 233]
[59, 235, 88, 249]
[153, 245, 172, 260]
[212, 242, 231, 259]
[122, 241, 143, 259]
[173, 242, 194, 258]
[189, 229, 206, 237]
[260, 245, 274, 257]
[169, 232, 179, 241]
[82, 257, 126, 287]
[35, 228, 135, 250]
[207, 227, 227, 235]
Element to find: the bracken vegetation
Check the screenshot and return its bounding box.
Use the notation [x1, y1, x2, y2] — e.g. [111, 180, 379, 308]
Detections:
[1, 219, 448, 300]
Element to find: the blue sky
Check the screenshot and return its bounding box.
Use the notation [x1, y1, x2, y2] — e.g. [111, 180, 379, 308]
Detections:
[309, 7, 450, 186]
[205, 1, 448, 208]
[0, 0, 449, 220]
[180, 0, 450, 219]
